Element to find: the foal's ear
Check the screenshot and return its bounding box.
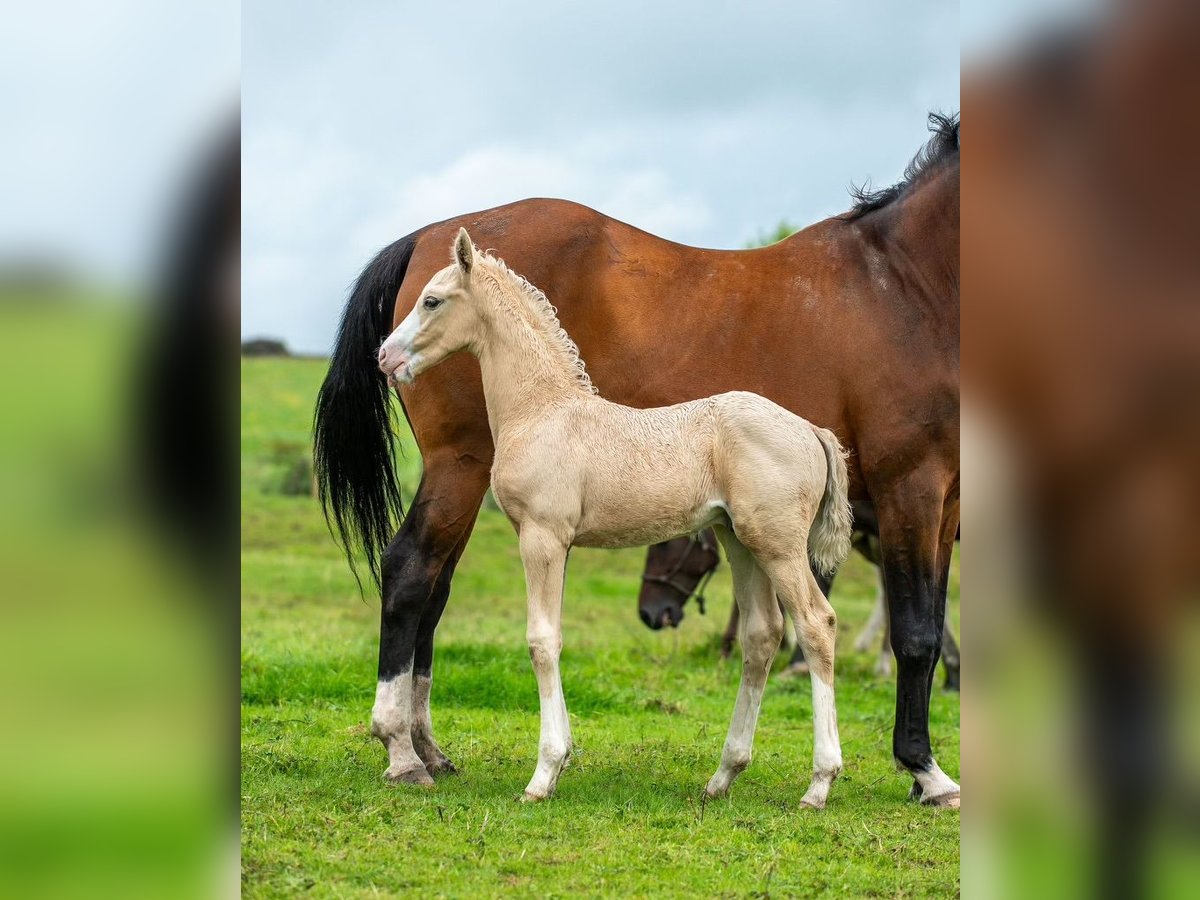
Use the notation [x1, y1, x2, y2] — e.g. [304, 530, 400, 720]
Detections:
[453, 227, 475, 277]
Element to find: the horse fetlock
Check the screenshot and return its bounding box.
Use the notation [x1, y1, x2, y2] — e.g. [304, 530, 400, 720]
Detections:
[370, 712, 407, 746]
[911, 760, 960, 808]
[800, 772, 836, 810]
[721, 747, 752, 775]
[412, 732, 457, 776]
[538, 739, 571, 771]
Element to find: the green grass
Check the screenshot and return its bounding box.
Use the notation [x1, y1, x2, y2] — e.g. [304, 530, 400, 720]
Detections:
[241, 357, 960, 898]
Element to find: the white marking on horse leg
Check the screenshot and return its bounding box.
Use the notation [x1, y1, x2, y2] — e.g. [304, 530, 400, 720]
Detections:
[800, 674, 843, 809]
[522, 633, 571, 801]
[410, 674, 455, 775]
[706, 571, 780, 798]
[519, 528, 571, 802]
[371, 671, 432, 785]
[910, 759, 960, 808]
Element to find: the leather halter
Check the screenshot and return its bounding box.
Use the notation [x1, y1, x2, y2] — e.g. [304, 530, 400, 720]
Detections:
[640, 531, 720, 615]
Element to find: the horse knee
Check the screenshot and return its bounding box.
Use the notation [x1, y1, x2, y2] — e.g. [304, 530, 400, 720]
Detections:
[892, 626, 941, 669]
[527, 632, 561, 671]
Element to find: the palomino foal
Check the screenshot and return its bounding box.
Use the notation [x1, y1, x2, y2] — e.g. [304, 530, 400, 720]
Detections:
[375, 229, 853, 805]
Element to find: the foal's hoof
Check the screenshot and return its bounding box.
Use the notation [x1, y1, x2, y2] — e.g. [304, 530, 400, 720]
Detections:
[704, 778, 732, 799]
[798, 797, 826, 811]
[520, 790, 549, 803]
[384, 765, 435, 787]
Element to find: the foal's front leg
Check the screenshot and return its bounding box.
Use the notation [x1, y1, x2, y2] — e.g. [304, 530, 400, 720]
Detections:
[518, 525, 572, 801]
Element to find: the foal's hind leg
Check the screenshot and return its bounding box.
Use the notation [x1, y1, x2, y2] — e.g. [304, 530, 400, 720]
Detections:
[766, 561, 843, 809]
[706, 527, 783, 798]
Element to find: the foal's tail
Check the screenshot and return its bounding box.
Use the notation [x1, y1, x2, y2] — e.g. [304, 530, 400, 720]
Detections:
[313, 231, 420, 591]
[807, 426, 854, 577]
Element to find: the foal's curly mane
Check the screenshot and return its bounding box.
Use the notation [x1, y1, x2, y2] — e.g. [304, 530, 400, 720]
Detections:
[476, 253, 598, 395]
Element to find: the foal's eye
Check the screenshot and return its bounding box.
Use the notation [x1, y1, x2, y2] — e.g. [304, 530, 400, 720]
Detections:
[423, 296, 443, 311]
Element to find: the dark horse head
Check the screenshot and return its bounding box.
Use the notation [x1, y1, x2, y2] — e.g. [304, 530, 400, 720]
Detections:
[637, 529, 720, 629]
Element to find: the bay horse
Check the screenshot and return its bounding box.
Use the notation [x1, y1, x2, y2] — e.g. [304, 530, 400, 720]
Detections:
[314, 111, 960, 806]
[374, 230, 852, 803]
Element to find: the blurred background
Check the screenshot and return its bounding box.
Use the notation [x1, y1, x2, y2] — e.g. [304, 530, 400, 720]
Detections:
[0, 2, 238, 897]
[961, 1, 1200, 898]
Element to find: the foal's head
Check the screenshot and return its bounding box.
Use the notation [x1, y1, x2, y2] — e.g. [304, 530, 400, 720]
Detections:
[377, 228, 483, 385]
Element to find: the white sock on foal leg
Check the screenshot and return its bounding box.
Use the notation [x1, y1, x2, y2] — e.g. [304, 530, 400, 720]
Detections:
[518, 528, 571, 802]
[523, 658, 571, 801]
[800, 674, 843, 809]
[372, 671, 433, 785]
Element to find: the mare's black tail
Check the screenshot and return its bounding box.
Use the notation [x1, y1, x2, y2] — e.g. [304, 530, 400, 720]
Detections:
[313, 232, 420, 590]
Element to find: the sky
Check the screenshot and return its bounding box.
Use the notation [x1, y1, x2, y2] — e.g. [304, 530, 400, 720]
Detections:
[0, 1, 239, 282]
[242, 0, 960, 354]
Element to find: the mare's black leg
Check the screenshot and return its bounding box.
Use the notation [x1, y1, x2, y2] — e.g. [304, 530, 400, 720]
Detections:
[409, 531, 473, 775]
[371, 459, 488, 784]
[876, 472, 960, 806]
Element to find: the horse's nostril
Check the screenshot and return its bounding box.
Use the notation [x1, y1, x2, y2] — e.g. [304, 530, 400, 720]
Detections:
[639, 608, 661, 630]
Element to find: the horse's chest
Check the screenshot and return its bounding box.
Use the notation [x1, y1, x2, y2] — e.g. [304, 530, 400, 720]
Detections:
[490, 452, 575, 523]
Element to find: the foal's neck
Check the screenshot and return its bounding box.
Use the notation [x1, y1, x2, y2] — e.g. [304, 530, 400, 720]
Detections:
[473, 270, 592, 442]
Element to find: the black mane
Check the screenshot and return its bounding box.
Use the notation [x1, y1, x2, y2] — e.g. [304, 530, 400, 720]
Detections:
[843, 112, 960, 221]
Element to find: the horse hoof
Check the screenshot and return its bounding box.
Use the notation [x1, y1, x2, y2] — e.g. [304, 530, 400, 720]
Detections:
[704, 781, 730, 799]
[384, 765, 435, 787]
[521, 790, 548, 803]
[923, 790, 960, 809]
[425, 756, 458, 778]
[799, 797, 826, 811]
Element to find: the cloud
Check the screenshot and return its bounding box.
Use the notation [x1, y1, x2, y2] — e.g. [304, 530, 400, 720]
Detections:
[242, 1, 959, 352]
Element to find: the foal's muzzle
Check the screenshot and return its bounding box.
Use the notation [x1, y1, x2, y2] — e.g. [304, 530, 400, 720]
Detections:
[377, 345, 414, 384]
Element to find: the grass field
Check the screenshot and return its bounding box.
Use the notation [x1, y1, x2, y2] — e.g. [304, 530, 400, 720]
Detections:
[241, 357, 960, 897]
